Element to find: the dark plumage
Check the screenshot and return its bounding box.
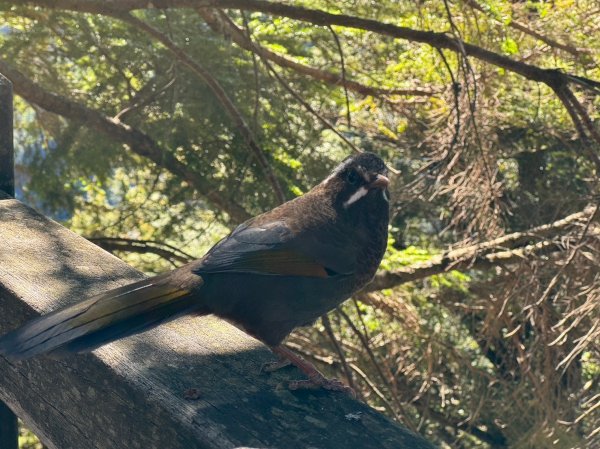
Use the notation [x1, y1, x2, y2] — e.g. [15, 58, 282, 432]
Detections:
[0, 152, 390, 391]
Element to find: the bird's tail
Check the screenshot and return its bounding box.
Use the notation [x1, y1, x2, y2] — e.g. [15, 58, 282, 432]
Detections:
[0, 273, 201, 361]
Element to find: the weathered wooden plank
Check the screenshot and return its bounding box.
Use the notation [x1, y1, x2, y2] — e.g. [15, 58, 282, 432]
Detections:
[0, 71, 18, 449]
[0, 194, 435, 449]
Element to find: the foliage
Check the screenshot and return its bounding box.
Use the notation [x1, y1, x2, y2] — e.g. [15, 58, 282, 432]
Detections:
[1, 0, 599, 448]
[18, 420, 42, 449]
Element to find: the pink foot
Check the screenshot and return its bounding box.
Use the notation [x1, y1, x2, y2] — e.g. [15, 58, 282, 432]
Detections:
[269, 345, 355, 397]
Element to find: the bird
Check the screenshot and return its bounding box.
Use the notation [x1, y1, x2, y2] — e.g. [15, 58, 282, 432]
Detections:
[0, 152, 390, 393]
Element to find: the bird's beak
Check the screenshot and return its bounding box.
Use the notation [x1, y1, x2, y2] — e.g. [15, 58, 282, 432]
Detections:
[369, 174, 390, 190]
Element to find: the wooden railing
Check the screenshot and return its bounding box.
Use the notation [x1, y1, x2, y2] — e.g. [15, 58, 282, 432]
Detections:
[0, 71, 18, 449]
[0, 72, 435, 449]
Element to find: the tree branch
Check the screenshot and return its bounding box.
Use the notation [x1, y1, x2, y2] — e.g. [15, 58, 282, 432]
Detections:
[366, 205, 597, 292]
[87, 236, 196, 265]
[21, 0, 600, 90]
[21, 0, 600, 166]
[0, 58, 252, 223]
[197, 8, 435, 98]
[553, 85, 600, 172]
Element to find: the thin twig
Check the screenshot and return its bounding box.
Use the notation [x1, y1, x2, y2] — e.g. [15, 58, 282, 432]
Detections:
[554, 85, 600, 173]
[464, 0, 584, 58]
[337, 308, 411, 423]
[527, 204, 599, 309]
[214, 11, 364, 155]
[327, 25, 351, 127]
[88, 236, 196, 266]
[436, 48, 461, 157]
[321, 314, 357, 393]
[119, 12, 286, 204]
[240, 11, 261, 132]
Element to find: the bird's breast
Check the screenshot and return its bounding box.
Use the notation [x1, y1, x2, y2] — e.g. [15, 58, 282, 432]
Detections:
[199, 271, 357, 346]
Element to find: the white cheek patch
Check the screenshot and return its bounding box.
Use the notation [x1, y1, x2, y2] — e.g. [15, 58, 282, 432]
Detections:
[343, 186, 369, 208]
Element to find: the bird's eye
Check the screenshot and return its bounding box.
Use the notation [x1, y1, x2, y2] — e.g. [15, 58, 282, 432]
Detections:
[346, 170, 360, 185]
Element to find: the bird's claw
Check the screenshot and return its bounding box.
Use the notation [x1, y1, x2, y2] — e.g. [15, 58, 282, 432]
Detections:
[261, 358, 292, 373]
[288, 375, 356, 398]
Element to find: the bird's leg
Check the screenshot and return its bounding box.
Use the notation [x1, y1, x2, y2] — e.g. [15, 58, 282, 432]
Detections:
[269, 345, 355, 397]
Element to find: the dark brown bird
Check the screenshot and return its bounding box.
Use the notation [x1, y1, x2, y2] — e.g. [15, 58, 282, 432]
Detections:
[0, 152, 390, 392]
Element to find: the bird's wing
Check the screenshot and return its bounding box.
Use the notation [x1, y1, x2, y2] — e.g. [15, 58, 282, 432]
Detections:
[195, 220, 355, 278]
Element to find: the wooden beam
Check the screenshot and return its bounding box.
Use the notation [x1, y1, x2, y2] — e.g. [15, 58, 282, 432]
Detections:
[0, 194, 435, 449]
[0, 71, 18, 449]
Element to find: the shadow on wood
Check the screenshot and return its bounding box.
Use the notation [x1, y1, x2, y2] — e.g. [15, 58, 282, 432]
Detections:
[0, 194, 436, 449]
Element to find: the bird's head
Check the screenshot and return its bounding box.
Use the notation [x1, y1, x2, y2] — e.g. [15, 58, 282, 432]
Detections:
[321, 152, 390, 213]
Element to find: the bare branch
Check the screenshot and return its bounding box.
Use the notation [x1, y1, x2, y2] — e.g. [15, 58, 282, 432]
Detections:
[553, 85, 600, 172]
[367, 205, 597, 292]
[88, 236, 196, 265]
